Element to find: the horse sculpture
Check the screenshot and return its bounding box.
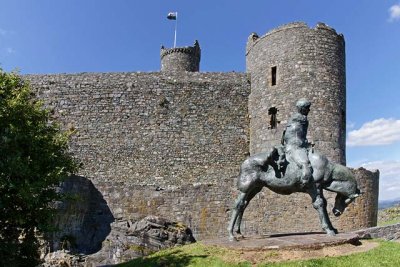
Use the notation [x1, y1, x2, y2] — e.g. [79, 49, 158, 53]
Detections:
[227, 146, 361, 241]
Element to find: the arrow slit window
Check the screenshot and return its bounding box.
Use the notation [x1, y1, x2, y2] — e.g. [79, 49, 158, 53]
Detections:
[268, 107, 278, 129]
[271, 66, 277, 86]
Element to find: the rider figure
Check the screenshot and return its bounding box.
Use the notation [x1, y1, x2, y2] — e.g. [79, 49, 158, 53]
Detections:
[281, 98, 312, 185]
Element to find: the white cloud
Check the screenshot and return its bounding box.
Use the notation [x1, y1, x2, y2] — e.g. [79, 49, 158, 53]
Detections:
[347, 118, 400, 147]
[361, 160, 400, 200]
[389, 4, 400, 22]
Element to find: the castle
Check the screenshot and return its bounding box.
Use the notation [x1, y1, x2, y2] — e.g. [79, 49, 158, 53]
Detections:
[25, 22, 379, 252]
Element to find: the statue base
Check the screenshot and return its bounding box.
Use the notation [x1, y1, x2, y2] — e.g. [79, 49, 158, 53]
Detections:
[202, 232, 360, 250]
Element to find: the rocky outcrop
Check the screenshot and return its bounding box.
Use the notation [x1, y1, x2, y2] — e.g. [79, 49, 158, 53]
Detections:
[353, 223, 400, 241]
[41, 216, 195, 266]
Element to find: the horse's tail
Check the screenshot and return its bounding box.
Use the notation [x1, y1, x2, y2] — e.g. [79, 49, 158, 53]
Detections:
[328, 163, 360, 197]
[331, 163, 357, 182]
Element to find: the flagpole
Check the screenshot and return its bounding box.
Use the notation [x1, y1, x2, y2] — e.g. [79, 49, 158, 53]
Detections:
[174, 12, 178, 48]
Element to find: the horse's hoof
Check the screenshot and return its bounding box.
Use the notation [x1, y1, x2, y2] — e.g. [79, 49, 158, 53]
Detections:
[236, 233, 244, 240]
[326, 230, 336, 236]
[228, 236, 237, 242]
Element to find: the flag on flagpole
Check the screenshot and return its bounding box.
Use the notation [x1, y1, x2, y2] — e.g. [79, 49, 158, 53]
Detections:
[166, 12, 178, 47]
[167, 12, 177, 20]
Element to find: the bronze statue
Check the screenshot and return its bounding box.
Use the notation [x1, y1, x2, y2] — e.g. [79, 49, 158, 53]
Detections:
[228, 99, 360, 241]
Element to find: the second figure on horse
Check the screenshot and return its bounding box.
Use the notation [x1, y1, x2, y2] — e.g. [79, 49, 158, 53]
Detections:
[281, 98, 313, 185]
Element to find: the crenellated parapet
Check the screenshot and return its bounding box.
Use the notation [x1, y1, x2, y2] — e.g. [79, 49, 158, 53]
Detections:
[246, 22, 344, 55]
[160, 40, 201, 72]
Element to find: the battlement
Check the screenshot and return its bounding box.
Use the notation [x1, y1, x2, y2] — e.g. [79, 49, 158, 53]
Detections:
[246, 22, 344, 55]
[160, 40, 201, 72]
[160, 45, 200, 59]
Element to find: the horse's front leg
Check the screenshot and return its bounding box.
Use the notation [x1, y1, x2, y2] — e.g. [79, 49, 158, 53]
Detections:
[235, 187, 262, 238]
[235, 206, 245, 238]
[308, 185, 337, 236]
[228, 192, 246, 241]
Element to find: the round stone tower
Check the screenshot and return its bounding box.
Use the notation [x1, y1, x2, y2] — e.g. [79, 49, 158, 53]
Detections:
[247, 22, 346, 164]
[160, 40, 201, 72]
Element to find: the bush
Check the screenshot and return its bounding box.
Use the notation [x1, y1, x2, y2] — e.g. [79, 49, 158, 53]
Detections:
[0, 69, 79, 266]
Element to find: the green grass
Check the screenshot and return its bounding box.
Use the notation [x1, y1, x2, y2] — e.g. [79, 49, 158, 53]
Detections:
[117, 240, 400, 267]
[378, 219, 400, 227]
[263, 241, 400, 267]
[117, 243, 251, 267]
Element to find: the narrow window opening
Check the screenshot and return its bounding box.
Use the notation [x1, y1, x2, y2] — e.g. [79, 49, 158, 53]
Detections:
[341, 109, 346, 131]
[271, 66, 277, 86]
[268, 107, 278, 129]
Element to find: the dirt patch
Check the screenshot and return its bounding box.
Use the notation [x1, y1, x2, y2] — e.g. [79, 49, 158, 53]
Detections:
[221, 240, 379, 265]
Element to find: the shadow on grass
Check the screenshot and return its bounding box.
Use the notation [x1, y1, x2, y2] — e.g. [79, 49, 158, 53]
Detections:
[118, 249, 209, 267]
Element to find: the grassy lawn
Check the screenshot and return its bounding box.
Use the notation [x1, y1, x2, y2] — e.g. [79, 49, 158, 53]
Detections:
[117, 240, 400, 267]
[264, 241, 400, 267]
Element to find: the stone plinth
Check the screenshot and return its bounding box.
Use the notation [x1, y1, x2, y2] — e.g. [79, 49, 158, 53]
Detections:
[203, 233, 360, 250]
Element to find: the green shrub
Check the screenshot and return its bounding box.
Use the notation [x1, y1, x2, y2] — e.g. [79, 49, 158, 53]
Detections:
[0, 69, 79, 266]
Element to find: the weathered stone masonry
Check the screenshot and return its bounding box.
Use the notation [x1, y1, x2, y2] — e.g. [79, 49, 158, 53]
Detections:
[24, 23, 379, 247]
[26, 72, 252, 242]
[27, 72, 250, 187]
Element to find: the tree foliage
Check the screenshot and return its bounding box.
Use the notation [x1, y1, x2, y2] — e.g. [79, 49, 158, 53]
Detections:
[0, 69, 78, 266]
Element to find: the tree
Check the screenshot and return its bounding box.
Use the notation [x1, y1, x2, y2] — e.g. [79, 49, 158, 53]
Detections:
[0, 69, 78, 266]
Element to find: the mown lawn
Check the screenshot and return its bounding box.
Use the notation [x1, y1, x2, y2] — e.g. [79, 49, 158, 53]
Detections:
[117, 240, 400, 267]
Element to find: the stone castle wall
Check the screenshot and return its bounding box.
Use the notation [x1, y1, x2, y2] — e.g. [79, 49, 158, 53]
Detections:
[25, 70, 378, 242]
[93, 167, 378, 240]
[48, 169, 378, 242]
[247, 22, 346, 164]
[26, 72, 250, 188]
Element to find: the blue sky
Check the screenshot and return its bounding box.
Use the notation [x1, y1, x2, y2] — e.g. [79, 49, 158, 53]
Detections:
[1, 1, 399, 200]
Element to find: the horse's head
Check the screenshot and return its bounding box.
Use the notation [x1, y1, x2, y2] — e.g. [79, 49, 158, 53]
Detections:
[332, 191, 361, 217]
